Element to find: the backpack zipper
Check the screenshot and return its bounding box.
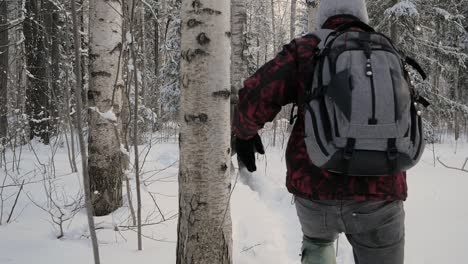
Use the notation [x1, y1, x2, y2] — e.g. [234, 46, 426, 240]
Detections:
[368, 70, 378, 125]
[364, 46, 378, 125]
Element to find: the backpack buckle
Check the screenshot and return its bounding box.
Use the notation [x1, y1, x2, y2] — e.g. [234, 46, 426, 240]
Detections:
[343, 138, 356, 160]
[387, 148, 398, 160]
[387, 139, 398, 160]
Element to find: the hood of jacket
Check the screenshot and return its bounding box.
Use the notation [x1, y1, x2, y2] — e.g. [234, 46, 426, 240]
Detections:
[317, 0, 369, 28]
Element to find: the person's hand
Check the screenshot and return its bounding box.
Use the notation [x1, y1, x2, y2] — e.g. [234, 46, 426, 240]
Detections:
[235, 134, 265, 172]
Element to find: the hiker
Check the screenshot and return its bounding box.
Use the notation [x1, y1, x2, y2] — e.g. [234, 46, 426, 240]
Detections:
[233, 0, 428, 263]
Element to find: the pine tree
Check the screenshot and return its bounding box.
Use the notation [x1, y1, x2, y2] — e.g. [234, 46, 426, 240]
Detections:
[24, 0, 50, 144]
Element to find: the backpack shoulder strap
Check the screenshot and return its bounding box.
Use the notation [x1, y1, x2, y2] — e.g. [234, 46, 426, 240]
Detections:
[290, 29, 334, 125]
[334, 21, 375, 33]
[312, 29, 335, 49]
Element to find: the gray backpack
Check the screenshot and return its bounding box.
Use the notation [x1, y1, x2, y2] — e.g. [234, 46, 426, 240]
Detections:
[303, 21, 429, 176]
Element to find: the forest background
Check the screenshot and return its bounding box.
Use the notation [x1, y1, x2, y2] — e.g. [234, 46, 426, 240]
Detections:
[0, 0, 467, 263]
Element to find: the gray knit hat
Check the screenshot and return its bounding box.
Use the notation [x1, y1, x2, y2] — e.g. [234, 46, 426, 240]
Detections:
[317, 0, 369, 27]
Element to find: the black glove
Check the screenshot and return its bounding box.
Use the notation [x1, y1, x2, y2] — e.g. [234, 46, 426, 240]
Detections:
[235, 134, 265, 172]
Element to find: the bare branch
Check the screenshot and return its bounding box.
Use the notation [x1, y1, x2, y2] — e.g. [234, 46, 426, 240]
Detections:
[118, 212, 177, 229]
[6, 180, 24, 223]
[241, 243, 263, 253]
[437, 157, 468, 173]
[147, 190, 166, 221]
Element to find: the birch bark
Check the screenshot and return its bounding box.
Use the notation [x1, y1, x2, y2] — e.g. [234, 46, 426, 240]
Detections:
[307, 0, 320, 32]
[88, 0, 124, 216]
[230, 0, 247, 122]
[177, 0, 232, 262]
[290, 0, 297, 39]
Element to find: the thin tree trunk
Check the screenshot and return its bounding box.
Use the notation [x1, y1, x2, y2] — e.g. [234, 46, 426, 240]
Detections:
[230, 0, 247, 123]
[153, 15, 161, 121]
[138, 6, 147, 107]
[70, 0, 101, 263]
[270, 0, 277, 147]
[154, 17, 160, 79]
[256, 36, 260, 69]
[80, 0, 90, 107]
[177, 0, 232, 262]
[88, 0, 124, 216]
[0, 0, 8, 142]
[270, 0, 277, 53]
[390, 0, 399, 43]
[63, 14, 78, 173]
[14, 0, 26, 147]
[307, 0, 320, 32]
[129, 0, 143, 250]
[290, 0, 297, 39]
[44, 0, 61, 133]
[454, 65, 461, 141]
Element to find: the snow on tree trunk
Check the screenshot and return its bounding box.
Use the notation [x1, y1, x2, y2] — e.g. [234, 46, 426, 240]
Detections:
[307, 0, 320, 32]
[177, 0, 232, 262]
[230, 0, 247, 123]
[24, 0, 50, 144]
[88, 0, 124, 216]
[454, 65, 461, 141]
[43, 0, 60, 133]
[80, 0, 90, 108]
[0, 0, 8, 141]
[152, 16, 161, 119]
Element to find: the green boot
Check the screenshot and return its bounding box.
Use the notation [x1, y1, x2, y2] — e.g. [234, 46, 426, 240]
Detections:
[301, 236, 336, 264]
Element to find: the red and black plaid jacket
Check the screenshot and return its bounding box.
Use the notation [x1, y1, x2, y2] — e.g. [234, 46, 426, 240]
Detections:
[233, 16, 407, 201]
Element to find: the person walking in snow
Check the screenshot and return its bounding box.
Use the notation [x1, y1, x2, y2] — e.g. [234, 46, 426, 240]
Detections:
[233, 0, 415, 263]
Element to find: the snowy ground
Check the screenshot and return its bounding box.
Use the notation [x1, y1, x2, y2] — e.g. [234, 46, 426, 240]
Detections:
[0, 134, 467, 264]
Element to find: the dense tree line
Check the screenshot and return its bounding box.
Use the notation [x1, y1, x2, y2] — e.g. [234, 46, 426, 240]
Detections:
[1, 0, 466, 149]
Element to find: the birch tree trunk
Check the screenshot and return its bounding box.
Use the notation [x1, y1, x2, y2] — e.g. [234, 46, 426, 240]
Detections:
[80, 0, 90, 107]
[270, 0, 277, 53]
[0, 0, 8, 142]
[61, 12, 79, 173]
[290, 0, 297, 39]
[307, 0, 320, 32]
[230, 0, 247, 123]
[270, 0, 278, 147]
[88, 0, 124, 216]
[177, 0, 232, 262]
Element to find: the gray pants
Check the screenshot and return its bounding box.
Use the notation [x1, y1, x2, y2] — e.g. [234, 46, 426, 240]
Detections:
[295, 197, 405, 264]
